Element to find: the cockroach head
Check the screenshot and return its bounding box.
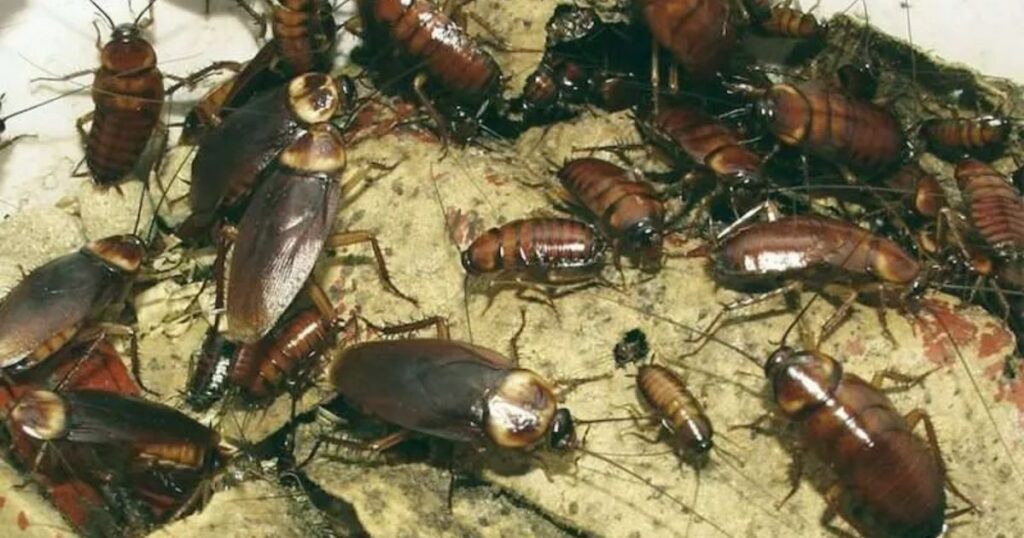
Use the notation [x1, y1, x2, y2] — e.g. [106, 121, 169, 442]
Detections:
[84, 234, 146, 273]
[11, 390, 68, 441]
[288, 73, 341, 125]
[548, 408, 577, 451]
[111, 23, 141, 42]
[484, 369, 558, 450]
[763, 346, 794, 379]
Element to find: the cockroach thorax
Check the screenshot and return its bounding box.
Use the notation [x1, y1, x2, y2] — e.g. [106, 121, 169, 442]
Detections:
[288, 73, 341, 125]
[11, 390, 69, 441]
[84, 234, 146, 273]
[279, 124, 346, 173]
[101, 28, 157, 72]
[484, 369, 558, 449]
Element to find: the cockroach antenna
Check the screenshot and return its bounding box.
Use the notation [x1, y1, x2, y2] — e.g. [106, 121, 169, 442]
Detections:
[88, 0, 118, 32]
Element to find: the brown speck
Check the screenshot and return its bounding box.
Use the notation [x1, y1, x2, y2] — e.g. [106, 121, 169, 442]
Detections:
[17, 510, 28, 530]
[978, 326, 1013, 359]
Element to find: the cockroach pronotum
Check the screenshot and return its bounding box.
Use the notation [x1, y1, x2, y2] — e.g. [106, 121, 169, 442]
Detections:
[356, 0, 503, 141]
[634, 0, 737, 78]
[460, 217, 608, 299]
[180, 72, 343, 240]
[80, 1, 165, 186]
[644, 102, 763, 185]
[954, 159, 1024, 259]
[690, 203, 924, 347]
[557, 158, 666, 271]
[751, 83, 906, 173]
[0, 235, 145, 375]
[921, 116, 1011, 161]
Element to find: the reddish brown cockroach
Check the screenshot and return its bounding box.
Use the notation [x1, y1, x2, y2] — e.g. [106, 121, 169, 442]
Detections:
[644, 102, 763, 186]
[954, 159, 1024, 259]
[356, 0, 503, 141]
[634, 0, 737, 78]
[753, 83, 906, 173]
[180, 72, 343, 240]
[753, 5, 824, 40]
[79, 0, 165, 186]
[461, 217, 608, 301]
[921, 116, 1011, 161]
[557, 158, 666, 271]
[634, 363, 714, 465]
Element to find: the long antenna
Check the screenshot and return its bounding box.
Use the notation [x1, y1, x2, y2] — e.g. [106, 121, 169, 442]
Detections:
[133, 0, 158, 27]
[88, 0, 117, 32]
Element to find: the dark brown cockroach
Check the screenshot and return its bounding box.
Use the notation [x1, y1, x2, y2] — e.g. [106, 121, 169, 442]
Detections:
[330, 337, 577, 451]
[184, 329, 236, 410]
[644, 102, 763, 185]
[461, 217, 608, 296]
[180, 72, 342, 239]
[356, 0, 503, 140]
[759, 346, 969, 537]
[0, 235, 145, 375]
[81, 1, 165, 186]
[9, 388, 228, 521]
[634, 0, 737, 78]
[954, 159, 1024, 259]
[634, 363, 713, 465]
[181, 0, 338, 144]
[755, 5, 824, 39]
[921, 116, 1011, 161]
[753, 83, 906, 173]
[689, 204, 924, 347]
[557, 158, 666, 271]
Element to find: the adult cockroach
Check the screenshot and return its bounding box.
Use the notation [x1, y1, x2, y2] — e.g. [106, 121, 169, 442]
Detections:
[634, 0, 737, 78]
[77, 0, 164, 186]
[460, 217, 609, 303]
[688, 202, 924, 348]
[954, 159, 1024, 259]
[356, 0, 503, 141]
[180, 72, 343, 240]
[557, 158, 666, 271]
[921, 116, 1011, 161]
[746, 82, 906, 173]
[643, 102, 763, 186]
[181, 0, 338, 144]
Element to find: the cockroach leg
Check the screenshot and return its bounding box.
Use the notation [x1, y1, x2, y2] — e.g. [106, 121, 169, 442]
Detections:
[359, 315, 451, 341]
[508, 308, 528, 365]
[233, 0, 269, 35]
[815, 289, 858, 348]
[904, 409, 977, 513]
[79, 322, 155, 395]
[870, 367, 937, 391]
[367, 429, 414, 452]
[31, 69, 94, 84]
[0, 134, 31, 153]
[684, 281, 803, 354]
[325, 230, 418, 305]
[75, 111, 94, 141]
[165, 61, 244, 95]
[777, 448, 806, 509]
[412, 73, 451, 143]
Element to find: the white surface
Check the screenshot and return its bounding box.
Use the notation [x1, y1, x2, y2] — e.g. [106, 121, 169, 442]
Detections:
[0, 0, 1020, 218]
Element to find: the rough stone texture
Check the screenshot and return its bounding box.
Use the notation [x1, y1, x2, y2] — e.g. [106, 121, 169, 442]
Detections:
[0, 460, 75, 537]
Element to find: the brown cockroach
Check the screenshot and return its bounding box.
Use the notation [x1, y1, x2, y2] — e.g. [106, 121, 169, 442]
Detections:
[954, 159, 1024, 259]
[461, 217, 608, 297]
[644, 102, 763, 185]
[921, 116, 1011, 161]
[634, 0, 737, 78]
[557, 158, 666, 271]
[0, 235, 145, 376]
[690, 202, 924, 347]
[79, 0, 165, 186]
[356, 0, 503, 141]
[753, 83, 906, 173]
[755, 5, 824, 40]
[180, 72, 343, 240]
[9, 388, 229, 521]
[634, 363, 714, 465]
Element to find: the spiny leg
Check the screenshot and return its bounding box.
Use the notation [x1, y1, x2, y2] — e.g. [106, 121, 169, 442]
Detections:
[325, 230, 418, 306]
[904, 408, 977, 513]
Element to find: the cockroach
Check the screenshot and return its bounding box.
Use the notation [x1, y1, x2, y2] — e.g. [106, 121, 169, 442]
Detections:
[0, 235, 145, 375]
[356, 0, 503, 141]
[836, 63, 878, 101]
[329, 337, 577, 451]
[613, 328, 650, 368]
[634, 363, 713, 465]
[644, 102, 763, 185]
[180, 72, 343, 239]
[954, 159, 1024, 259]
[755, 5, 824, 40]
[557, 158, 666, 271]
[752, 83, 906, 173]
[758, 346, 971, 537]
[921, 116, 1011, 160]
[461, 217, 608, 296]
[885, 163, 946, 220]
[634, 0, 737, 78]
[690, 203, 924, 347]
[81, 0, 165, 186]
[184, 329, 236, 410]
[8, 388, 227, 521]
[181, 0, 338, 144]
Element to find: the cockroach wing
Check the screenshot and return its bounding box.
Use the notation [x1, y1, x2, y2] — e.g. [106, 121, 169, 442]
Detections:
[332, 339, 512, 443]
[225, 168, 341, 343]
[61, 390, 217, 447]
[188, 84, 300, 225]
[0, 252, 127, 369]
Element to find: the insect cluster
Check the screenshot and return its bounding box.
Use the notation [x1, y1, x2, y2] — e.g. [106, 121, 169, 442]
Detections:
[0, 0, 1023, 537]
